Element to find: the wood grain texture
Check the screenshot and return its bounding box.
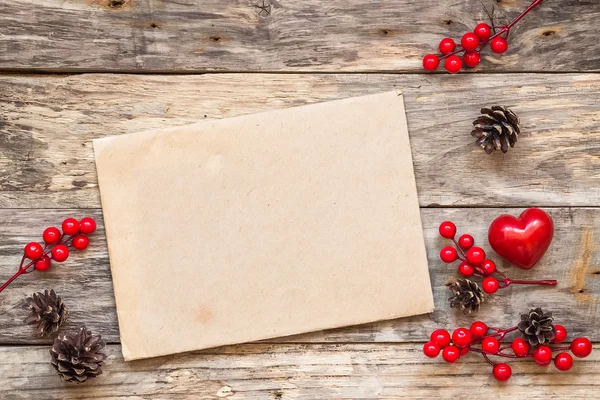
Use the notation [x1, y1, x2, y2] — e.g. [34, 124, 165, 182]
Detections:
[0, 0, 598, 73]
[1, 207, 598, 345]
[1, 343, 599, 399]
[1, 73, 599, 208]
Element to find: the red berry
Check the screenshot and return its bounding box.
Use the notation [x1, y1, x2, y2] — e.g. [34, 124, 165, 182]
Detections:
[458, 262, 474, 277]
[511, 338, 530, 357]
[442, 345, 460, 363]
[51, 245, 70, 262]
[490, 37, 508, 53]
[470, 321, 488, 338]
[482, 336, 500, 354]
[482, 277, 499, 294]
[62, 218, 80, 236]
[79, 217, 97, 235]
[481, 259, 496, 275]
[458, 234, 474, 250]
[533, 345, 553, 366]
[460, 345, 470, 355]
[24, 242, 43, 260]
[42, 227, 62, 245]
[439, 38, 456, 55]
[72, 235, 90, 251]
[474, 23, 492, 41]
[554, 352, 573, 371]
[440, 246, 458, 263]
[570, 337, 592, 358]
[493, 363, 512, 382]
[423, 54, 440, 71]
[466, 247, 486, 266]
[452, 327, 472, 348]
[444, 56, 462, 74]
[438, 221, 456, 239]
[34, 256, 51, 272]
[430, 329, 451, 348]
[423, 342, 441, 358]
[553, 325, 567, 344]
[461, 32, 480, 51]
[463, 51, 481, 68]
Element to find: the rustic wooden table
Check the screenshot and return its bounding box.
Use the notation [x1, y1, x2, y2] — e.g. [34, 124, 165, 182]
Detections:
[1, 0, 599, 398]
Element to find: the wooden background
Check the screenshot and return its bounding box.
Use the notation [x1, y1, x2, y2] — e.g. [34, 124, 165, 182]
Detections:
[0, 0, 599, 398]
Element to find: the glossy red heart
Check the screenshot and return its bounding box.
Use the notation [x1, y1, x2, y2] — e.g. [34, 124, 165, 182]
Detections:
[488, 208, 554, 270]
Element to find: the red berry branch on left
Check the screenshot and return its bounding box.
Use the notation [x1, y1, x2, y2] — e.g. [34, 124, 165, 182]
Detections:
[439, 221, 557, 313]
[0, 217, 97, 294]
[423, 0, 544, 73]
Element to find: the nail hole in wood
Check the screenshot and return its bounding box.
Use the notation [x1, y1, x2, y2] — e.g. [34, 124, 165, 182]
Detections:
[380, 29, 390, 36]
[72, 181, 87, 188]
[592, 271, 600, 275]
[109, 0, 129, 8]
[149, 22, 160, 29]
[210, 36, 221, 42]
[579, 289, 585, 293]
[443, 19, 453, 25]
[542, 30, 555, 37]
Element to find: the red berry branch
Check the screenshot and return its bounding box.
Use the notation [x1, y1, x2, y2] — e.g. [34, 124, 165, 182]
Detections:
[0, 217, 97, 294]
[423, 0, 544, 73]
[439, 221, 556, 312]
[423, 309, 593, 382]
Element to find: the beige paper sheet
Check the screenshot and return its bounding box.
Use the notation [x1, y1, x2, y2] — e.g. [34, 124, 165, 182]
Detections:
[93, 91, 433, 361]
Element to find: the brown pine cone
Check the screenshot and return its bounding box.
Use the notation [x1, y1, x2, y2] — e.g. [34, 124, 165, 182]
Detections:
[447, 279, 485, 314]
[518, 307, 556, 346]
[471, 106, 520, 154]
[24, 289, 68, 337]
[50, 326, 107, 383]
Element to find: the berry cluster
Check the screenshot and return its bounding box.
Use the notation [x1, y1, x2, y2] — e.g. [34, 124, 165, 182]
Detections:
[423, 0, 543, 73]
[423, 314, 593, 382]
[439, 221, 556, 309]
[0, 217, 97, 293]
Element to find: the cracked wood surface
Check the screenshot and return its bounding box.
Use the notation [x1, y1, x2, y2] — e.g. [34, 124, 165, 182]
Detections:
[0, 0, 599, 72]
[1, 343, 599, 399]
[1, 0, 600, 397]
[0, 73, 599, 208]
[0, 207, 598, 345]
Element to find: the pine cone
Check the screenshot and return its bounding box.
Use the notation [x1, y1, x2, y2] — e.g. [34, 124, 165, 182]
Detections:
[471, 106, 520, 154]
[24, 289, 68, 337]
[447, 279, 485, 314]
[518, 307, 556, 346]
[50, 326, 107, 383]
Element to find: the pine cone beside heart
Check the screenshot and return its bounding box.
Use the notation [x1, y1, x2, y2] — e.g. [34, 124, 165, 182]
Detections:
[518, 307, 556, 346]
[50, 326, 107, 383]
[447, 279, 485, 314]
[471, 106, 520, 154]
[24, 289, 68, 337]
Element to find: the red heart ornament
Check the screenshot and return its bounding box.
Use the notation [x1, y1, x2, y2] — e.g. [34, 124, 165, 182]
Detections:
[488, 208, 554, 270]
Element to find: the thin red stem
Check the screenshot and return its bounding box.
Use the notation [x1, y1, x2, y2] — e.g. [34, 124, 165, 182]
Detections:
[452, 239, 468, 259]
[507, 0, 544, 29]
[0, 269, 26, 293]
[439, 48, 466, 60]
[482, 353, 495, 366]
[502, 278, 557, 287]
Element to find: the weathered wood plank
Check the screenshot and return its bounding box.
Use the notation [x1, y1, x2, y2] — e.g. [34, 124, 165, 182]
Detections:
[1, 73, 599, 208]
[0, 0, 598, 72]
[1, 207, 598, 345]
[0, 343, 598, 399]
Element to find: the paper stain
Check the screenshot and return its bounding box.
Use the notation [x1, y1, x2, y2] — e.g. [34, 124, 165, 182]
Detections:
[571, 228, 597, 302]
[196, 307, 215, 324]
